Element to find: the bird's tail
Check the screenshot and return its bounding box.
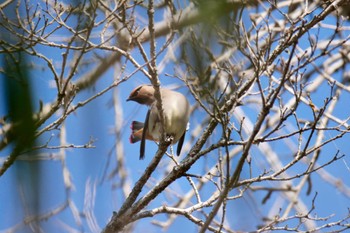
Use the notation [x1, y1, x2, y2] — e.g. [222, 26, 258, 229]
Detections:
[130, 121, 144, 143]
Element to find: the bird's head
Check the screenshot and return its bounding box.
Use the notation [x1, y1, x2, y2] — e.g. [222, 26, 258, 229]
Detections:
[127, 85, 156, 106]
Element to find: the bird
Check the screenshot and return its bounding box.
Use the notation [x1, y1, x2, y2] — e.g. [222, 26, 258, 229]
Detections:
[127, 84, 190, 160]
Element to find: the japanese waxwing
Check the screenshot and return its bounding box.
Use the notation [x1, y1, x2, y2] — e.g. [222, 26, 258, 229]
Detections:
[127, 84, 190, 159]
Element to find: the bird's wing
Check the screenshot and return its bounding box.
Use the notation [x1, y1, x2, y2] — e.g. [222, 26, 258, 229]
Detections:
[176, 131, 186, 156]
[140, 109, 150, 160]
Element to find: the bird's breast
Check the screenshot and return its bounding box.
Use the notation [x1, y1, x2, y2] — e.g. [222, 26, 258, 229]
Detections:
[148, 94, 190, 143]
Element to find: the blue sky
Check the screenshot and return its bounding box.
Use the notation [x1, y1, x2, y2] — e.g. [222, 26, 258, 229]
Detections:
[1, 1, 350, 233]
